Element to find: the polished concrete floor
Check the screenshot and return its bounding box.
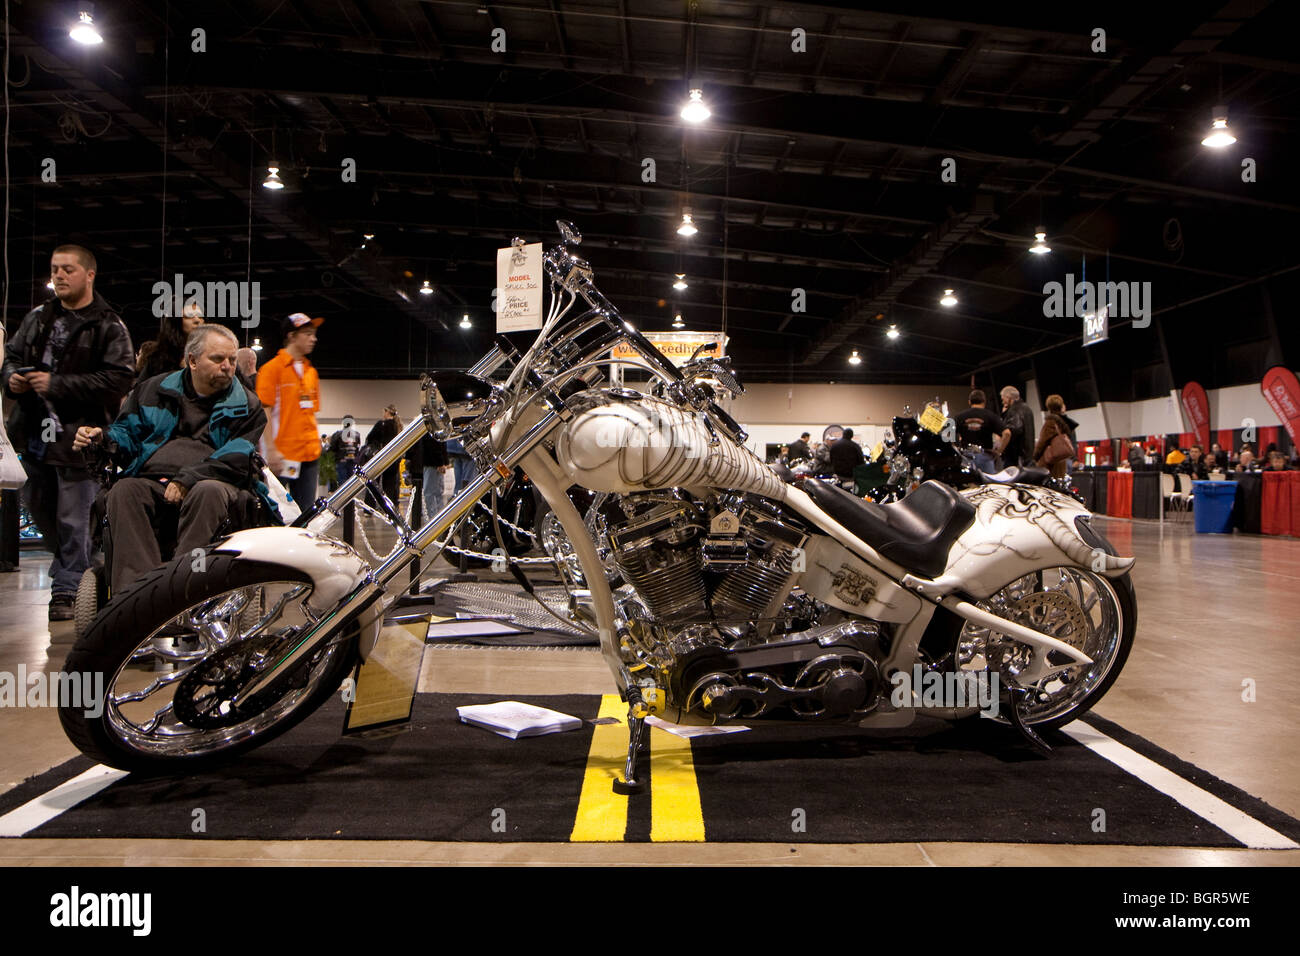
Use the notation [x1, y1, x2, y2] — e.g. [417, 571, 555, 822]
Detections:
[1, 515, 1297, 866]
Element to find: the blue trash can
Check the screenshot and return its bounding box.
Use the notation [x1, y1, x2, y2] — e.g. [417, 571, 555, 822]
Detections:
[1193, 480, 1236, 534]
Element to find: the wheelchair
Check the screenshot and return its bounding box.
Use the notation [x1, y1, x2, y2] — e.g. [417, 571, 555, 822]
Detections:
[73, 451, 281, 640]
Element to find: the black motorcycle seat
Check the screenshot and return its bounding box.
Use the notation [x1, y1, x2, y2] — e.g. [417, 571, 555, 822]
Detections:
[770, 460, 796, 482]
[803, 479, 975, 580]
[981, 465, 1051, 485]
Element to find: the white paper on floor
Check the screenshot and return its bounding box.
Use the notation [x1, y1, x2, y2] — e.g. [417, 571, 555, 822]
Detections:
[646, 715, 750, 738]
[457, 700, 583, 739]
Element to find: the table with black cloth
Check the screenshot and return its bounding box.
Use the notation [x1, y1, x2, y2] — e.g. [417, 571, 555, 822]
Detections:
[1069, 471, 1096, 511]
[1086, 466, 1113, 515]
[1232, 472, 1263, 534]
[1131, 471, 1162, 519]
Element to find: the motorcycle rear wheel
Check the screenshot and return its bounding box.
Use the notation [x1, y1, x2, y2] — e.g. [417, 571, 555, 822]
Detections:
[58, 553, 358, 773]
[955, 563, 1136, 731]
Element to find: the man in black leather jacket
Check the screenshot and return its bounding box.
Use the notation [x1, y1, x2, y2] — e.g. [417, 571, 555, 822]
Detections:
[2, 245, 134, 620]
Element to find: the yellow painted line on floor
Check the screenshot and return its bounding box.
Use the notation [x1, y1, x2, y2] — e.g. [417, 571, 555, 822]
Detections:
[569, 694, 630, 842]
[648, 726, 705, 842]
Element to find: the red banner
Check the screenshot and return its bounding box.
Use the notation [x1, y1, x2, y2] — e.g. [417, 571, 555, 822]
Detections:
[1179, 381, 1212, 452]
[1261, 366, 1300, 447]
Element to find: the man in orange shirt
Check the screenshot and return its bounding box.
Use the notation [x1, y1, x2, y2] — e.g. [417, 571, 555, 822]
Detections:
[256, 313, 323, 512]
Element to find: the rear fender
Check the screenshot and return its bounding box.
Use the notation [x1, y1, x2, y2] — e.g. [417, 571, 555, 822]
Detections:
[926, 484, 1134, 600]
[213, 527, 384, 660]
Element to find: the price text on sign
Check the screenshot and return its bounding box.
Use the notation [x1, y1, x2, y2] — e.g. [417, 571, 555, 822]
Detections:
[496, 242, 544, 333]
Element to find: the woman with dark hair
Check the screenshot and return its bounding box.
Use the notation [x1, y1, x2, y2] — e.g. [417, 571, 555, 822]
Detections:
[365, 403, 404, 505]
[136, 302, 204, 383]
[1033, 394, 1075, 478]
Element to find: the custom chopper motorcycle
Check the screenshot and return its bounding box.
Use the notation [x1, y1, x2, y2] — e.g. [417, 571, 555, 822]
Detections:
[59, 222, 1136, 789]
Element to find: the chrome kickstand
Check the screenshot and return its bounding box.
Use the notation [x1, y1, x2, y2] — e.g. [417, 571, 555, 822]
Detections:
[612, 692, 652, 795]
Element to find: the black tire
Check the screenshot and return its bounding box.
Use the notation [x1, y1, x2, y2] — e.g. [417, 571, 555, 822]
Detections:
[73, 566, 105, 641]
[58, 553, 358, 774]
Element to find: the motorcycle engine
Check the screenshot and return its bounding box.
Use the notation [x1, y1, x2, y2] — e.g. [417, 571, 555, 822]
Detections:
[607, 492, 807, 637]
[605, 492, 885, 721]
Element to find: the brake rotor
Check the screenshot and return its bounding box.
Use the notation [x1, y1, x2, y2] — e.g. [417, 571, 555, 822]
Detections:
[173, 633, 283, 729]
[1009, 589, 1090, 650]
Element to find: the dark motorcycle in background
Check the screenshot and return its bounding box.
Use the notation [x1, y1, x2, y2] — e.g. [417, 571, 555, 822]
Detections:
[846, 408, 1084, 505]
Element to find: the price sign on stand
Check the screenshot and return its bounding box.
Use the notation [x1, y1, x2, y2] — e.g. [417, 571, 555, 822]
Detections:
[495, 240, 544, 333]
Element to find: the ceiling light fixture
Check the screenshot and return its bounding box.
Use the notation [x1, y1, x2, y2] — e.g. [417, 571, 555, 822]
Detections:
[363, 233, 374, 241]
[251, 337, 263, 352]
[848, 349, 862, 366]
[460, 313, 472, 329]
[262, 163, 285, 190]
[70, 9, 104, 45]
[1201, 106, 1237, 148]
[419, 280, 434, 295]
[677, 209, 698, 237]
[672, 313, 685, 328]
[886, 325, 900, 340]
[1029, 228, 1051, 255]
[680, 88, 710, 123]
[46, 280, 55, 290]
[939, 289, 958, 307]
[673, 273, 688, 291]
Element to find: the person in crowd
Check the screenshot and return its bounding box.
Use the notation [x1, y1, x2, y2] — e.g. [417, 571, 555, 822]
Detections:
[1032, 399, 1074, 478]
[954, 389, 1009, 474]
[447, 438, 476, 492]
[1207, 442, 1227, 469]
[1165, 445, 1186, 467]
[787, 432, 811, 463]
[328, 414, 363, 486]
[235, 347, 258, 388]
[1235, 446, 1258, 472]
[1127, 440, 1145, 469]
[999, 386, 1035, 468]
[366, 403, 403, 505]
[2, 244, 134, 620]
[404, 433, 449, 524]
[72, 326, 269, 596]
[1181, 445, 1210, 480]
[256, 313, 323, 513]
[1263, 450, 1289, 472]
[1055, 399, 1080, 448]
[136, 301, 204, 384]
[1043, 395, 1079, 472]
[829, 427, 864, 480]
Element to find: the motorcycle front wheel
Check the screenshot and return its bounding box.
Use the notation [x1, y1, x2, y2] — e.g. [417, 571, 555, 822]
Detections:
[58, 552, 358, 773]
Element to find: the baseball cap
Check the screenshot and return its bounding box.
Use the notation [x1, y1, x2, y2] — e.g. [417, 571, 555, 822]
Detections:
[282, 312, 324, 336]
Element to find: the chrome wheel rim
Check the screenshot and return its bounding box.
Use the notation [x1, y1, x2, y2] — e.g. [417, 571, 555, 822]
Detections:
[956, 567, 1125, 725]
[102, 581, 346, 758]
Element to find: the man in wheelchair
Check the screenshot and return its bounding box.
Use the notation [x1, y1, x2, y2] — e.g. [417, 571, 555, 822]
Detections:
[72, 325, 283, 599]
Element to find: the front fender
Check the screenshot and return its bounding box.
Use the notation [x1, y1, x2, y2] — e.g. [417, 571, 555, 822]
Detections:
[213, 527, 384, 660]
[929, 484, 1134, 600]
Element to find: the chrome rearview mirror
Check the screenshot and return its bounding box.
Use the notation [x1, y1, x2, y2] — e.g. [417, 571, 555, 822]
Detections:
[419, 370, 502, 441]
[556, 220, 582, 246]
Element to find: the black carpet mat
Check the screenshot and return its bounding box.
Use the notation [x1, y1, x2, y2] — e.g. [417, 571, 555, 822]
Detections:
[17, 694, 1300, 846]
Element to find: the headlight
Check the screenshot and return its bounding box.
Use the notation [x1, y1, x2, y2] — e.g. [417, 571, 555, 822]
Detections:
[419, 370, 502, 441]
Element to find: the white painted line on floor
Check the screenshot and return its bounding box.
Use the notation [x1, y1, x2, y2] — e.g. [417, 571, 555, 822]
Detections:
[1061, 721, 1299, 850]
[0, 765, 128, 837]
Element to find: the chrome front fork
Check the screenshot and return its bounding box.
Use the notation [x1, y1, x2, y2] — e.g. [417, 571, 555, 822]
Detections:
[235, 406, 566, 704]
